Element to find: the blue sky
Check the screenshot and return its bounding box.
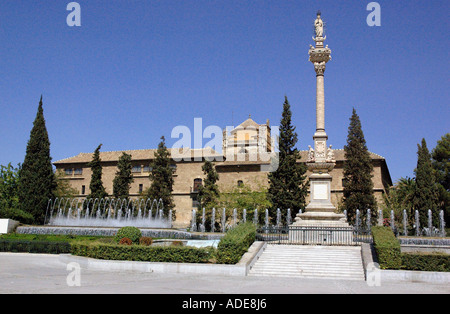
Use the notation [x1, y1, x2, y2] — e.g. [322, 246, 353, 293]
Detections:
[0, 0, 448, 183]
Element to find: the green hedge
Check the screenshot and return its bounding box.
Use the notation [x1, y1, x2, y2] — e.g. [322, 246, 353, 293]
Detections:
[0, 239, 71, 254]
[372, 226, 450, 272]
[401, 253, 450, 272]
[372, 226, 402, 269]
[216, 222, 256, 264]
[71, 242, 214, 263]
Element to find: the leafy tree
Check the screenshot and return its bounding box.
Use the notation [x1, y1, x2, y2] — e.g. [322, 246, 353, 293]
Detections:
[431, 133, 450, 222]
[383, 177, 416, 226]
[147, 136, 175, 218]
[0, 163, 20, 209]
[268, 96, 308, 223]
[218, 183, 272, 223]
[87, 144, 108, 201]
[53, 169, 79, 199]
[342, 108, 377, 224]
[113, 152, 134, 200]
[18, 96, 57, 224]
[414, 138, 439, 227]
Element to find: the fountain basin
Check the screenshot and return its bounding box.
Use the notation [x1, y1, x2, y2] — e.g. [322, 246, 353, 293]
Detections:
[16, 226, 192, 239]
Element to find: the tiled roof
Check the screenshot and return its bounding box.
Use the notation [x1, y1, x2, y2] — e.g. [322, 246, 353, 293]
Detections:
[55, 147, 385, 165]
[54, 148, 221, 164]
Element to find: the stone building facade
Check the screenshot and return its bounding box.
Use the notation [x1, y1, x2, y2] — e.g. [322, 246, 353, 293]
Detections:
[54, 118, 392, 227]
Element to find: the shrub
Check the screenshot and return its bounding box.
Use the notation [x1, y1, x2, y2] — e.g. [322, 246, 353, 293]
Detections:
[372, 226, 402, 269]
[0, 239, 71, 254]
[115, 226, 142, 244]
[119, 237, 133, 245]
[139, 237, 153, 246]
[70, 242, 213, 263]
[216, 222, 256, 264]
[401, 252, 450, 272]
[0, 207, 34, 225]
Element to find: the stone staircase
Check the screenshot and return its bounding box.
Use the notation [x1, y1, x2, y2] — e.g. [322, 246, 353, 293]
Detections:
[248, 244, 365, 281]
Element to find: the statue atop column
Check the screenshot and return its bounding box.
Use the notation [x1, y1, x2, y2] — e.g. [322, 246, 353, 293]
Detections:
[314, 11, 324, 38]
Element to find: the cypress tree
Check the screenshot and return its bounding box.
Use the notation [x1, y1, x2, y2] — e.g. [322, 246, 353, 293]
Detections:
[113, 152, 134, 201]
[268, 96, 308, 222]
[343, 108, 377, 224]
[87, 144, 108, 201]
[196, 159, 220, 230]
[414, 138, 439, 227]
[18, 96, 57, 224]
[197, 160, 220, 210]
[147, 136, 175, 218]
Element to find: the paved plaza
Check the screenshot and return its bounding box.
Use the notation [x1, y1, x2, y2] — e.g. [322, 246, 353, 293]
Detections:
[0, 253, 448, 294]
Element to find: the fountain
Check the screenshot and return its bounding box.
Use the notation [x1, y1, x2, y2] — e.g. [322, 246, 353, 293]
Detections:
[377, 209, 383, 226]
[191, 209, 197, 232]
[415, 210, 420, 236]
[221, 208, 226, 233]
[355, 209, 361, 233]
[253, 208, 258, 225]
[427, 209, 433, 236]
[286, 208, 291, 226]
[276, 208, 281, 227]
[265, 209, 269, 230]
[211, 208, 216, 233]
[199, 208, 206, 233]
[403, 209, 408, 236]
[440, 210, 446, 237]
[45, 197, 171, 228]
[390, 210, 395, 232]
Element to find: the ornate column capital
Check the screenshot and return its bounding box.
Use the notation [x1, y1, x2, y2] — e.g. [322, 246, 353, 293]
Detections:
[309, 46, 331, 76]
[313, 62, 326, 76]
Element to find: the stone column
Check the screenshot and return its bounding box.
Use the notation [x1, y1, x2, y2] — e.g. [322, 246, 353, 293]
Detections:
[290, 12, 350, 237]
[316, 74, 325, 133]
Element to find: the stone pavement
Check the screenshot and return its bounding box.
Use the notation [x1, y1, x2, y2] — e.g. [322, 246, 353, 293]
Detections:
[0, 253, 448, 294]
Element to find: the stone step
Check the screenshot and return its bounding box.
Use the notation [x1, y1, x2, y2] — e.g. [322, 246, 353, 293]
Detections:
[249, 267, 365, 275]
[250, 267, 364, 276]
[248, 244, 365, 281]
[248, 271, 365, 280]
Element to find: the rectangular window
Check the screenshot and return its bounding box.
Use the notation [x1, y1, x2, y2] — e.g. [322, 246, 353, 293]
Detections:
[143, 165, 151, 172]
[81, 185, 86, 195]
[193, 179, 203, 192]
[132, 165, 142, 173]
[65, 168, 73, 175]
[74, 168, 83, 175]
[139, 184, 143, 194]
